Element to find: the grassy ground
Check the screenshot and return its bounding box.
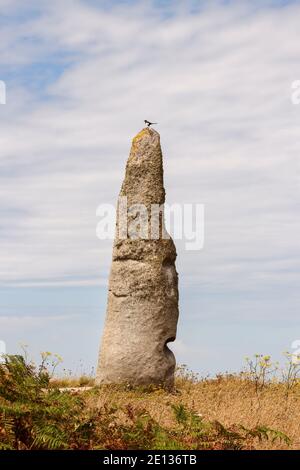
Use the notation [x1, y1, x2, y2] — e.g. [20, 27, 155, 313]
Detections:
[51, 365, 300, 449]
[86, 374, 299, 450]
[1, 354, 299, 449]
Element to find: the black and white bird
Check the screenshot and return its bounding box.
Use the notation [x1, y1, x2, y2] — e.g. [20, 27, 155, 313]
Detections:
[144, 120, 157, 127]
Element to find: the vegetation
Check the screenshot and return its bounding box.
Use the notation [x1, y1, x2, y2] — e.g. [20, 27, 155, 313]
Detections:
[0, 352, 299, 450]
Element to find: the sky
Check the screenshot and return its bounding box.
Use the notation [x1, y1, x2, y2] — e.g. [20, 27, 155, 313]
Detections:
[0, 0, 300, 376]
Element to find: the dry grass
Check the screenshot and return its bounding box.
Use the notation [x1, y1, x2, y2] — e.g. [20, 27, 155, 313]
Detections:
[1, 353, 299, 449]
[85, 372, 300, 450]
[49, 375, 95, 388]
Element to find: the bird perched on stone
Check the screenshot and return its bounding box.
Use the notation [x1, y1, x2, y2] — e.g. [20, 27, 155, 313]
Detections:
[144, 120, 157, 127]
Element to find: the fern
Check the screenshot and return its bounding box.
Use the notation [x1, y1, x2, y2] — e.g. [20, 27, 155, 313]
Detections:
[0, 354, 292, 450]
[32, 424, 68, 450]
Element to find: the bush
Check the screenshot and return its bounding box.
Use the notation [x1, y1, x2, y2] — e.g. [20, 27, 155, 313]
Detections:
[0, 353, 291, 450]
[0, 354, 98, 449]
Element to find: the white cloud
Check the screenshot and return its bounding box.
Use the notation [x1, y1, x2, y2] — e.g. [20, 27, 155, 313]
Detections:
[0, 0, 300, 309]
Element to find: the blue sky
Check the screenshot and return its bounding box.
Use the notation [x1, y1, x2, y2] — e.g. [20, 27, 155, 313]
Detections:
[0, 0, 300, 376]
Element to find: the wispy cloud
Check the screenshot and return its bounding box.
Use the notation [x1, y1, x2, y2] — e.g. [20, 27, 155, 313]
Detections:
[0, 0, 299, 370]
[1, 1, 299, 287]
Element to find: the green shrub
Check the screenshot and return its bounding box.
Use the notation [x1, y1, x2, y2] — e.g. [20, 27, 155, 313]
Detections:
[0, 354, 97, 449]
[0, 353, 291, 450]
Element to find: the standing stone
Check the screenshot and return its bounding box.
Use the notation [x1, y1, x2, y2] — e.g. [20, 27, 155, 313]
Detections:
[96, 127, 179, 388]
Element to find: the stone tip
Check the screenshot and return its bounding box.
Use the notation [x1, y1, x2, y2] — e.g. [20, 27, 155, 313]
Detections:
[132, 127, 160, 148]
